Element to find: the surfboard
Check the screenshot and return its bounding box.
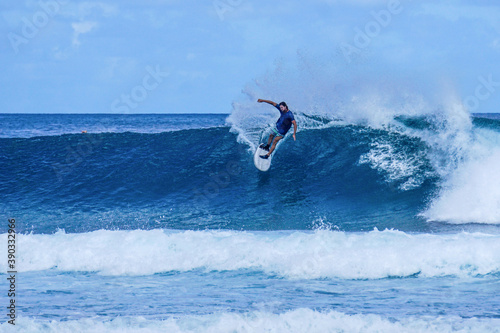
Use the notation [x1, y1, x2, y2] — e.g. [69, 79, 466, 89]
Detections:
[253, 145, 272, 172]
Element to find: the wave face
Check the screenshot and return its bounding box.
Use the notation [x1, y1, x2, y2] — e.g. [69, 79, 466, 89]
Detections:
[2, 113, 500, 233]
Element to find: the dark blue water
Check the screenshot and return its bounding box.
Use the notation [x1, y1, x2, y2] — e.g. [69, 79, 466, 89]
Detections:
[0, 113, 447, 233]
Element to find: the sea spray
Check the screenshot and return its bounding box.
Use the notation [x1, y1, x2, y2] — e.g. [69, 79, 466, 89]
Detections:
[6, 229, 499, 279]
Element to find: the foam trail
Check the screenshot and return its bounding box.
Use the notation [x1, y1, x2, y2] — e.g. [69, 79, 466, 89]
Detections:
[4, 229, 499, 279]
[7, 310, 500, 333]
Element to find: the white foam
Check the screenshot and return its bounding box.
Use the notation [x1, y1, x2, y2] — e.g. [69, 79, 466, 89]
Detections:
[2, 229, 499, 279]
[417, 99, 500, 223]
[423, 141, 500, 224]
[358, 141, 430, 190]
[6, 310, 500, 333]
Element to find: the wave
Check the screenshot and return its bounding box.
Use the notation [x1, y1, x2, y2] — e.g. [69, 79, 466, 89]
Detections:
[226, 52, 500, 226]
[3, 111, 500, 232]
[8, 310, 500, 333]
[229, 82, 500, 226]
[0, 124, 435, 233]
[4, 229, 499, 279]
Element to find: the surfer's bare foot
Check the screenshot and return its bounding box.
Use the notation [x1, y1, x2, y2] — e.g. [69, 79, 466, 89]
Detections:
[259, 144, 270, 151]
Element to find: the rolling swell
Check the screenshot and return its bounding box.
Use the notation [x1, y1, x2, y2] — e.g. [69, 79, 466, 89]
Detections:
[1, 123, 437, 234]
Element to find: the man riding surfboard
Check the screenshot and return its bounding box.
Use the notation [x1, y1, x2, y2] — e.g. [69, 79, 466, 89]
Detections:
[257, 99, 297, 159]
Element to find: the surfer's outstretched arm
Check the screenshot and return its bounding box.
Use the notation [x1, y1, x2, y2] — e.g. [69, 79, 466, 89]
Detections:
[257, 99, 277, 107]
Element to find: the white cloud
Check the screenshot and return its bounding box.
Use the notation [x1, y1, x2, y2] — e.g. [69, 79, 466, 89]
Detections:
[72, 21, 98, 47]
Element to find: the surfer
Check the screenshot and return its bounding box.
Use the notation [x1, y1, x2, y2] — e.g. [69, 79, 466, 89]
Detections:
[257, 99, 297, 159]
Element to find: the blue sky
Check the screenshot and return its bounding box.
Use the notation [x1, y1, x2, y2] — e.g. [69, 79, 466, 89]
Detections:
[1, 0, 500, 114]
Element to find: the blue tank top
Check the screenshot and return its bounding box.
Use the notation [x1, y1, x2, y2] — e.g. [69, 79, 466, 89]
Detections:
[275, 105, 295, 135]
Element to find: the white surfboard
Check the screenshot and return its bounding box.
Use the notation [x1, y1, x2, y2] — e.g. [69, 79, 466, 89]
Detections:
[253, 146, 272, 172]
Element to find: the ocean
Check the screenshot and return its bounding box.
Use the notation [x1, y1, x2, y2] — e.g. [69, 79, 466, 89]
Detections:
[0, 111, 499, 332]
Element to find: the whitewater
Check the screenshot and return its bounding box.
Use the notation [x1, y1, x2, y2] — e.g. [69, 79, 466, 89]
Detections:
[1, 106, 500, 332]
[5, 229, 500, 279]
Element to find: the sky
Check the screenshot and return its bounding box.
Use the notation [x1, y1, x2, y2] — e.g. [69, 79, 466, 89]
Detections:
[1, 0, 500, 114]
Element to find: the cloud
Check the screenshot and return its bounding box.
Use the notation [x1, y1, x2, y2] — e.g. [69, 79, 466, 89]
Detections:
[72, 21, 98, 47]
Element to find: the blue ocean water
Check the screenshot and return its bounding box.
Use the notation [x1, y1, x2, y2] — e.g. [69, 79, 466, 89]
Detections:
[0, 112, 499, 332]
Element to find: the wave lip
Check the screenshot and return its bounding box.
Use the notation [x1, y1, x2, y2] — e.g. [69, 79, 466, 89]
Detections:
[5, 229, 499, 279]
